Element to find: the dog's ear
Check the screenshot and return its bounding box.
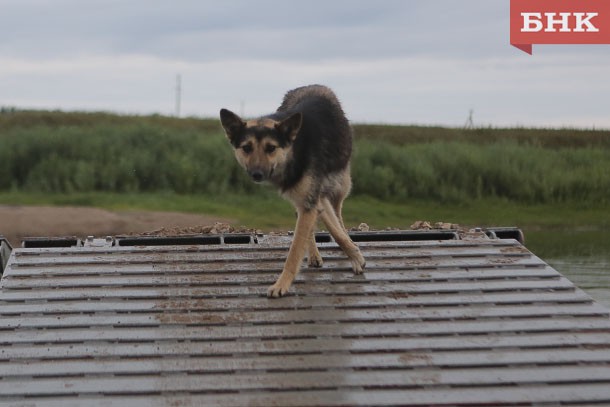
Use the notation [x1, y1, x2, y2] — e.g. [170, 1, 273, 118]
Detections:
[275, 113, 302, 143]
[220, 109, 245, 145]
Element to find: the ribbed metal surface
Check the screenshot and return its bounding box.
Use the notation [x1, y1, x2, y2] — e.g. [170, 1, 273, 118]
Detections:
[1, 231, 609, 406]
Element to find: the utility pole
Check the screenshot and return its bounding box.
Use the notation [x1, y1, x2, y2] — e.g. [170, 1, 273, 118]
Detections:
[175, 74, 182, 117]
[464, 108, 474, 129]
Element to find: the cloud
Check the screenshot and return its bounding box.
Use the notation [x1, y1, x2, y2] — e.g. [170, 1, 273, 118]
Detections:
[1, 0, 609, 128]
[4, 49, 610, 129]
[0, 0, 507, 61]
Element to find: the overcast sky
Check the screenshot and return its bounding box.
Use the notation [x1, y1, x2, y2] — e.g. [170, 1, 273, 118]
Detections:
[1, 0, 609, 128]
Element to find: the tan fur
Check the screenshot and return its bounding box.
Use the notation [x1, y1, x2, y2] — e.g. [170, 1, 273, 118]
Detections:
[233, 135, 289, 182]
[245, 118, 276, 129]
[267, 170, 365, 297]
[319, 198, 365, 273]
[267, 204, 318, 297]
[280, 172, 315, 208]
[307, 232, 323, 267]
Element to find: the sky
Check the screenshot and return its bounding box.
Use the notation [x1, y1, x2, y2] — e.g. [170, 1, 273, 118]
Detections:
[1, 0, 609, 128]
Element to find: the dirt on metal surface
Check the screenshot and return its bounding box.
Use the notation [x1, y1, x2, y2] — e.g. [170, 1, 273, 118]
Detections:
[133, 222, 261, 237]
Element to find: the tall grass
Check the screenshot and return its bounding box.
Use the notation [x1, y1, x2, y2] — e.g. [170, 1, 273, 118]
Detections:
[351, 139, 610, 204]
[354, 124, 610, 148]
[0, 120, 257, 195]
[1, 110, 609, 205]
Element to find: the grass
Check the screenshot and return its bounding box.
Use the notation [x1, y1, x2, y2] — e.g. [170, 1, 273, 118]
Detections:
[2, 191, 606, 230]
[1, 191, 607, 258]
[1, 110, 609, 204]
[354, 124, 610, 148]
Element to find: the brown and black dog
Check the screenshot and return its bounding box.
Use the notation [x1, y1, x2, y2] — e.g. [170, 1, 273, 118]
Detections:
[220, 85, 365, 297]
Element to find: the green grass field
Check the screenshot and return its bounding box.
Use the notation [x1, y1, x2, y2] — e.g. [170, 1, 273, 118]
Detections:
[1, 109, 608, 258]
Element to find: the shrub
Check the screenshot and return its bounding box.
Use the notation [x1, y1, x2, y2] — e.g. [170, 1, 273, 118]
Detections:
[1, 111, 608, 204]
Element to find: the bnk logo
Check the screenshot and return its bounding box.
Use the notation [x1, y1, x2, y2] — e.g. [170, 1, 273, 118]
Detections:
[521, 12, 599, 33]
[510, 0, 610, 54]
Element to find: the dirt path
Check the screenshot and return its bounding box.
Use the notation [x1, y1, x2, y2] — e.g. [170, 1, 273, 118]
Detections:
[0, 205, 234, 247]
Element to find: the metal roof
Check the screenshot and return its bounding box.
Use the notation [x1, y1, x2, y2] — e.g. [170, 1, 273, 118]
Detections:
[1, 229, 609, 406]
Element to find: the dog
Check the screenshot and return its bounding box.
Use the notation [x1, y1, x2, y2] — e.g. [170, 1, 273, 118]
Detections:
[220, 85, 365, 297]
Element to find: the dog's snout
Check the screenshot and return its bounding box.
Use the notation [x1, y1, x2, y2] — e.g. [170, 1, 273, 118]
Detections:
[249, 169, 264, 182]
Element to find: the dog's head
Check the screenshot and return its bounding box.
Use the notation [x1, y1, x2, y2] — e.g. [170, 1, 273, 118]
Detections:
[219, 108, 302, 184]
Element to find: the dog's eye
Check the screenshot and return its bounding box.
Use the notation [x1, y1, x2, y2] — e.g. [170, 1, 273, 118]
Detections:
[242, 144, 253, 154]
[264, 144, 277, 154]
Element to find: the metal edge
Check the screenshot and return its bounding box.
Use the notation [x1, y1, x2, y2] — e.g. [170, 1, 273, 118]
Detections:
[10, 228, 524, 252]
[1, 236, 13, 274]
[21, 236, 82, 249]
[115, 233, 259, 247]
[484, 227, 524, 243]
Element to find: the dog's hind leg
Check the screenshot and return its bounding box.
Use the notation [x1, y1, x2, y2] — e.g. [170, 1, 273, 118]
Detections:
[331, 195, 347, 231]
[307, 232, 323, 267]
[268, 207, 318, 297]
[319, 198, 366, 274]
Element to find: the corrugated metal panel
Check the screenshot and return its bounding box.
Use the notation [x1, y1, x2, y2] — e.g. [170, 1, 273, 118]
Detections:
[1, 231, 609, 406]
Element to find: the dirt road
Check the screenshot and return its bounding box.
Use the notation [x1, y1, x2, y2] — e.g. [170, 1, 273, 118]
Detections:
[0, 205, 234, 247]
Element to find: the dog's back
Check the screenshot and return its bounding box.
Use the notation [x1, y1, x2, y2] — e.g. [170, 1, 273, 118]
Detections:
[269, 85, 352, 188]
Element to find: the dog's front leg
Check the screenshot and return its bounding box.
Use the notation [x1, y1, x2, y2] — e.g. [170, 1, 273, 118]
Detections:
[267, 208, 318, 298]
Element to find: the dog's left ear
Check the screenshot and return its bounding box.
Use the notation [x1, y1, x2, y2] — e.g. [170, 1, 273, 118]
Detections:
[275, 113, 302, 143]
[220, 108, 245, 145]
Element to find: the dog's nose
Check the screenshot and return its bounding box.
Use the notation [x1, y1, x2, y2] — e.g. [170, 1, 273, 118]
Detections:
[249, 170, 264, 182]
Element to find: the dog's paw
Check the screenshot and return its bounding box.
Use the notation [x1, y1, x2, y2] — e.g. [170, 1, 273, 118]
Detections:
[350, 253, 366, 275]
[267, 280, 291, 298]
[308, 254, 323, 268]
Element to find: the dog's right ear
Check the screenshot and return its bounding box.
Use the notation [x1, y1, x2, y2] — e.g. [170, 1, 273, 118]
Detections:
[219, 109, 245, 145]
